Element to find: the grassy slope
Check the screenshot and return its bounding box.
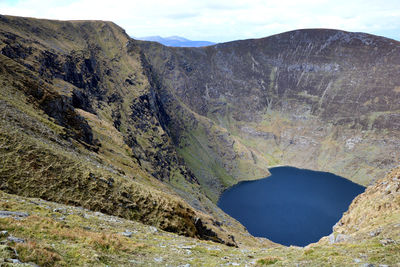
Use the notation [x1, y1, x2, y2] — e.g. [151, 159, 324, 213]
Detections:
[0, 167, 399, 266]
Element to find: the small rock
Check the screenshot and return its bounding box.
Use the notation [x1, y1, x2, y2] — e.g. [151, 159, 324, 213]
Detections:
[379, 238, 395, 246]
[379, 265, 389, 267]
[328, 233, 335, 244]
[369, 229, 381, 237]
[329, 233, 348, 243]
[177, 264, 190, 267]
[354, 258, 361, 263]
[178, 245, 194, 249]
[385, 184, 391, 192]
[53, 208, 64, 213]
[154, 257, 163, 262]
[358, 253, 368, 259]
[107, 177, 114, 187]
[121, 230, 133, 238]
[335, 234, 349, 243]
[5, 258, 21, 264]
[149, 226, 158, 233]
[361, 264, 375, 267]
[7, 236, 25, 243]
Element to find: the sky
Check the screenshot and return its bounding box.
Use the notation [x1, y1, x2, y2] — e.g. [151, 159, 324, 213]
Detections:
[1, 0, 400, 43]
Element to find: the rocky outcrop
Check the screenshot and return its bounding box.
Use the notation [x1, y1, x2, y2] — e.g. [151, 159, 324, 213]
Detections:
[0, 54, 96, 148]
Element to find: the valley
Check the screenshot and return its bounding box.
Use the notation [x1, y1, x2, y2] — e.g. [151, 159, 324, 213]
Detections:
[0, 14, 399, 266]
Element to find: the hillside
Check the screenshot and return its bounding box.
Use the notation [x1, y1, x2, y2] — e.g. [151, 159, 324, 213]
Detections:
[0, 15, 399, 266]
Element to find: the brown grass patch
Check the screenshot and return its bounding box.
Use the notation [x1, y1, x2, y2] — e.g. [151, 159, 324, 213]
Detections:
[15, 241, 62, 267]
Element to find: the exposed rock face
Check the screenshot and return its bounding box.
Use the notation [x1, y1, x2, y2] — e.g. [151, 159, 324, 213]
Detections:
[139, 29, 400, 199]
[0, 16, 196, 187]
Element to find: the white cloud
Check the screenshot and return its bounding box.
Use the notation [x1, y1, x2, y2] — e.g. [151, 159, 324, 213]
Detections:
[0, 0, 399, 42]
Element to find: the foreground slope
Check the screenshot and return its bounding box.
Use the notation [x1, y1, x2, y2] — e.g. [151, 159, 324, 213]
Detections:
[0, 166, 399, 266]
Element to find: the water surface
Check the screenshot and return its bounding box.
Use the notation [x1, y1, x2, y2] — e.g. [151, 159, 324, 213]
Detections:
[218, 166, 365, 246]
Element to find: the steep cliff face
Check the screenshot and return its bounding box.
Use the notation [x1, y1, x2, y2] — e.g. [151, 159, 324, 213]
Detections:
[139, 29, 400, 199]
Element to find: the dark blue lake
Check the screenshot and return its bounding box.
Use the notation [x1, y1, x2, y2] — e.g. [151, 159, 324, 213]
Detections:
[218, 166, 365, 246]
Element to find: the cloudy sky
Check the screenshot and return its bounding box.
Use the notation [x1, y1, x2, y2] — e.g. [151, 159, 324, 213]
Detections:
[1, 0, 400, 42]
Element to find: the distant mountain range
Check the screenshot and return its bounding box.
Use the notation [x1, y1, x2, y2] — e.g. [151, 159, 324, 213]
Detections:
[136, 35, 215, 47]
